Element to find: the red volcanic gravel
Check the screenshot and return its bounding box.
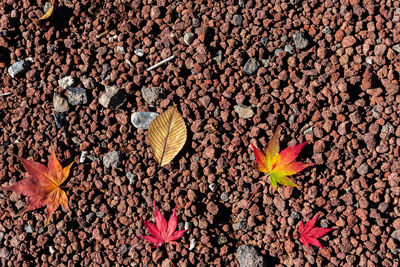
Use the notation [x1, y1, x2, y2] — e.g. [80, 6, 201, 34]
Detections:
[1, 0, 400, 266]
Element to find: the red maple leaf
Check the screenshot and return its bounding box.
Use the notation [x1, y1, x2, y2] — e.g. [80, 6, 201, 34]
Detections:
[139, 201, 187, 266]
[298, 213, 333, 249]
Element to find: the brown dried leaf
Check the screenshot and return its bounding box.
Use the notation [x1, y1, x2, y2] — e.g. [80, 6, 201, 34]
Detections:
[36, 0, 57, 25]
[148, 105, 187, 166]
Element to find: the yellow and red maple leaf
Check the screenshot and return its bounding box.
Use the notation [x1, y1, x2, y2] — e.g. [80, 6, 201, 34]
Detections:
[2, 148, 73, 226]
[251, 126, 314, 189]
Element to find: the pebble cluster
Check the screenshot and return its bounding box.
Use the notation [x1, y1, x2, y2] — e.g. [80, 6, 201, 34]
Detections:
[0, 0, 399, 266]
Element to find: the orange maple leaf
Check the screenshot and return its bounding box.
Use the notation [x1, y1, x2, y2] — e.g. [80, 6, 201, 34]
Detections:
[251, 126, 314, 189]
[2, 147, 73, 226]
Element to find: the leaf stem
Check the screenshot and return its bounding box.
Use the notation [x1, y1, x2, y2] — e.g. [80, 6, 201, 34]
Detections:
[234, 174, 271, 224]
[165, 243, 175, 267]
[60, 185, 107, 193]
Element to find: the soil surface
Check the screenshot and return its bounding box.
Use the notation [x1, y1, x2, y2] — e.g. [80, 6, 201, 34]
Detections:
[0, 0, 400, 266]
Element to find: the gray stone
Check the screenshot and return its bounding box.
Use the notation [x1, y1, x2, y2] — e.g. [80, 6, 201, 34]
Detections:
[233, 14, 243, 26]
[80, 151, 88, 163]
[141, 87, 164, 106]
[58, 75, 75, 89]
[291, 211, 300, 219]
[53, 93, 69, 112]
[68, 87, 87, 105]
[366, 56, 374, 65]
[131, 112, 159, 129]
[99, 85, 126, 109]
[8, 58, 33, 78]
[290, 0, 300, 4]
[381, 122, 395, 135]
[357, 163, 369, 175]
[118, 244, 128, 255]
[108, 35, 118, 43]
[235, 217, 248, 231]
[184, 221, 193, 232]
[320, 219, 330, 228]
[217, 233, 228, 245]
[184, 32, 195, 45]
[134, 48, 144, 57]
[0, 232, 3, 242]
[394, 44, 400, 53]
[303, 126, 313, 135]
[209, 183, 217, 192]
[396, 8, 400, 15]
[189, 239, 196, 251]
[391, 229, 400, 241]
[103, 151, 121, 168]
[220, 192, 229, 202]
[24, 225, 33, 233]
[243, 58, 260, 75]
[192, 18, 200, 27]
[260, 59, 269, 67]
[293, 31, 309, 49]
[260, 37, 269, 46]
[234, 105, 254, 119]
[237, 245, 265, 267]
[280, 35, 288, 43]
[44, 1, 52, 13]
[212, 49, 223, 64]
[96, 211, 105, 218]
[86, 212, 95, 224]
[322, 26, 332, 34]
[116, 46, 125, 54]
[284, 45, 295, 55]
[126, 172, 137, 185]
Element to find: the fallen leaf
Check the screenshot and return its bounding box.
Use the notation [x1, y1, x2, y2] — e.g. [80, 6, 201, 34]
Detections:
[36, 0, 57, 25]
[148, 105, 187, 166]
[2, 147, 73, 226]
[298, 213, 334, 249]
[251, 126, 314, 189]
[139, 201, 187, 265]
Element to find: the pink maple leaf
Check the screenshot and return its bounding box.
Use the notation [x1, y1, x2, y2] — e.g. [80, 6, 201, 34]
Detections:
[298, 212, 334, 249]
[139, 200, 187, 266]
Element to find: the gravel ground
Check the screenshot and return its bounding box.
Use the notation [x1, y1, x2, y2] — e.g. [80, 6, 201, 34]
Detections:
[0, 0, 400, 266]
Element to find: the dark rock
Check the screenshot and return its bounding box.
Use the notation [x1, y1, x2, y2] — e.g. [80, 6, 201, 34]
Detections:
[243, 58, 260, 75]
[292, 31, 309, 49]
[68, 87, 88, 105]
[54, 113, 66, 128]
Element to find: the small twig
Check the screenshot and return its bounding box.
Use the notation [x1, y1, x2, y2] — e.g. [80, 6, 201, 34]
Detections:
[96, 30, 109, 38]
[0, 92, 11, 97]
[233, 174, 270, 224]
[146, 55, 175, 71]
